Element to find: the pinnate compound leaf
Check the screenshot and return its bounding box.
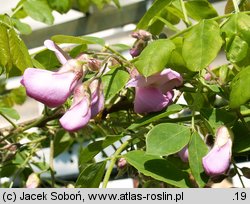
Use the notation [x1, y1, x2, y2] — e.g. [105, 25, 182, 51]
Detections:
[134, 39, 175, 77]
[183, 20, 222, 72]
[9, 28, 33, 72]
[0, 25, 32, 74]
[124, 150, 191, 187]
[146, 123, 190, 156]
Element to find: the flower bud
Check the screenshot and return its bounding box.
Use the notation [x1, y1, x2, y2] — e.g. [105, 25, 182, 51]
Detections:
[88, 59, 102, 71]
[129, 39, 147, 57]
[178, 146, 189, 162]
[202, 126, 233, 176]
[26, 173, 40, 188]
[131, 30, 152, 41]
[117, 158, 127, 169]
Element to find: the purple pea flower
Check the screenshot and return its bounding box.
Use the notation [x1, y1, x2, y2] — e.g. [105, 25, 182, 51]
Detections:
[21, 40, 84, 107]
[89, 79, 105, 118]
[59, 80, 104, 132]
[126, 68, 183, 114]
[59, 84, 92, 132]
[202, 126, 234, 177]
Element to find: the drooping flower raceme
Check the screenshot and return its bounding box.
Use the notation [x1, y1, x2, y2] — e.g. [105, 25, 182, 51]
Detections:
[21, 40, 104, 132]
[126, 68, 183, 114]
[59, 80, 104, 132]
[202, 126, 234, 176]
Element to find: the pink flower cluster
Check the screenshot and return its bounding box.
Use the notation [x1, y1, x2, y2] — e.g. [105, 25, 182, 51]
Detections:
[21, 37, 183, 131]
[21, 40, 104, 132]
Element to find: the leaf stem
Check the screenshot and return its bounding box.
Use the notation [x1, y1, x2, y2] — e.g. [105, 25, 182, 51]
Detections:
[179, 0, 192, 27]
[104, 45, 127, 61]
[11, 4, 23, 18]
[232, 0, 240, 13]
[49, 134, 55, 188]
[236, 110, 250, 132]
[9, 144, 39, 188]
[232, 160, 245, 188]
[102, 140, 129, 188]
[0, 112, 18, 129]
[169, 11, 250, 40]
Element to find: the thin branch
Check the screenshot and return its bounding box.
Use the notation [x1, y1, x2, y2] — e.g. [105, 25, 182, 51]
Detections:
[0, 112, 18, 129]
[102, 140, 129, 188]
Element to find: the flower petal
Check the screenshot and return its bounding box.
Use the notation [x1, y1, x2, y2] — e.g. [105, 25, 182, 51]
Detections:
[59, 96, 91, 132]
[21, 68, 77, 107]
[44, 40, 71, 65]
[91, 92, 104, 118]
[202, 140, 232, 176]
[178, 146, 189, 162]
[134, 87, 173, 113]
[126, 68, 183, 92]
[89, 80, 104, 117]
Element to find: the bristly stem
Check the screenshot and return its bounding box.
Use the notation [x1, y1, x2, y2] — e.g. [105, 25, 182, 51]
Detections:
[102, 140, 129, 188]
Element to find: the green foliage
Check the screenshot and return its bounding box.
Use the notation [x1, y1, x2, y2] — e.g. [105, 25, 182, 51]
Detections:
[124, 150, 191, 187]
[134, 39, 175, 77]
[102, 68, 130, 102]
[230, 66, 250, 109]
[2, 0, 250, 189]
[182, 20, 223, 72]
[23, 0, 54, 25]
[52, 35, 105, 46]
[0, 107, 20, 120]
[146, 123, 190, 156]
[75, 161, 106, 188]
[0, 22, 32, 76]
[136, 0, 172, 29]
[185, 0, 218, 21]
[188, 131, 208, 187]
[128, 104, 183, 130]
[48, 0, 72, 14]
[78, 136, 123, 170]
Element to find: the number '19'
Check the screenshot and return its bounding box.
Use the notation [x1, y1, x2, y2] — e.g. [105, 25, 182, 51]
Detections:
[235, 192, 246, 200]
